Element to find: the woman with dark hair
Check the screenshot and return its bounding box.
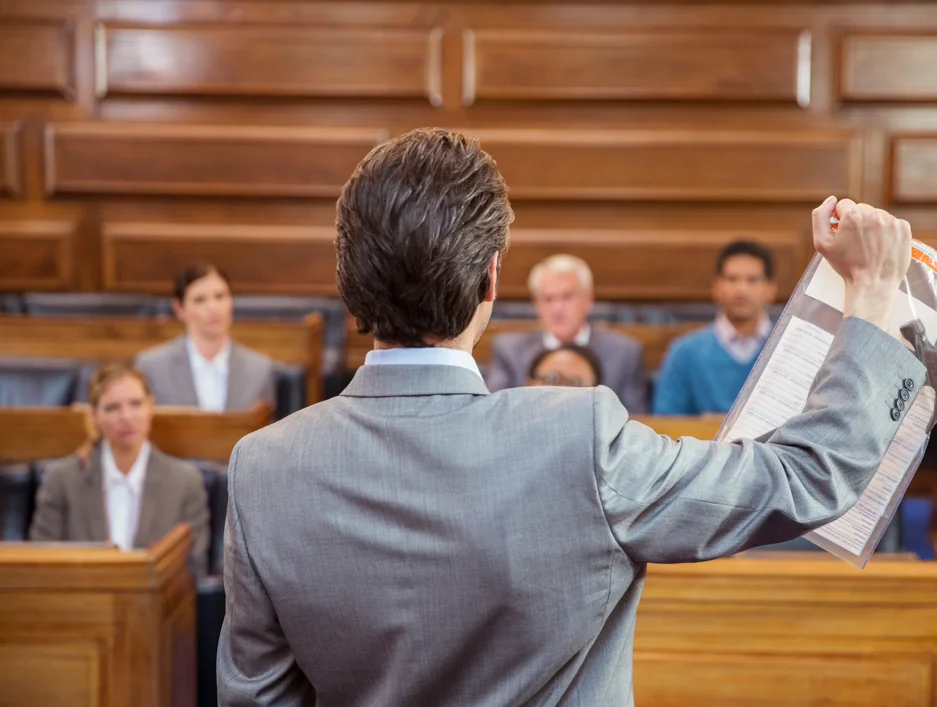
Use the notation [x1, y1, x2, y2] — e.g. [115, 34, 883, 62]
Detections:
[135, 263, 275, 412]
[29, 363, 209, 576]
[527, 344, 603, 388]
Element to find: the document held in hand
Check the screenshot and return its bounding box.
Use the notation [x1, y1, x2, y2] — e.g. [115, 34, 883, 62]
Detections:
[717, 242, 937, 568]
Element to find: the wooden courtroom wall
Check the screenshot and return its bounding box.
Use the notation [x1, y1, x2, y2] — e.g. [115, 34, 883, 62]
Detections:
[2, 0, 937, 301]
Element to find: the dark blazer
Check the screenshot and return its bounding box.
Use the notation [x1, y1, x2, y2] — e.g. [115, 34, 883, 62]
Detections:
[135, 335, 276, 412]
[29, 445, 210, 577]
[485, 327, 648, 413]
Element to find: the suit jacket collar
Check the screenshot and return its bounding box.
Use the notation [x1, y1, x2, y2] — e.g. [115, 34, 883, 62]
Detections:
[169, 336, 200, 407]
[341, 364, 490, 398]
[82, 444, 170, 547]
[226, 343, 250, 410]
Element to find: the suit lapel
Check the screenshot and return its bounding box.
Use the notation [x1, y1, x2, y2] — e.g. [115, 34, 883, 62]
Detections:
[81, 449, 109, 542]
[225, 344, 245, 411]
[134, 450, 165, 548]
[170, 336, 200, 407]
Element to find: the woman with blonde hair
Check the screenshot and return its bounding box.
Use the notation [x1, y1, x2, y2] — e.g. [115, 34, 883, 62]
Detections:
[29, 362, 210, 577]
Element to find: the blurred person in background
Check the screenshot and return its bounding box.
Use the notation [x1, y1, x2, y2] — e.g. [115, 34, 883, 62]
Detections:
[527, 344, 602, 388]
[653, 241, 777, 416]
[486, 254, 646, 411]
[136, 263, 275, 413]
[29, 363, 209, 577]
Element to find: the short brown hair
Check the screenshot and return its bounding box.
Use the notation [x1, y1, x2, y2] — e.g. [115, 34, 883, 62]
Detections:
[88, 363, 151, 408]
[335, 128, 514, 347]
[173, 262, 232, 302]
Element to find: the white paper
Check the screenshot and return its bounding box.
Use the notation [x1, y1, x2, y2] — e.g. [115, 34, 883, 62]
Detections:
[806, 258, 937, 343]
[725, 317, 834, 442]
[811, 386, 934, 556]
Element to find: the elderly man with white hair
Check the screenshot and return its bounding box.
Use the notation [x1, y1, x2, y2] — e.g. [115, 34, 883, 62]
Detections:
[485, 254, 647, 412]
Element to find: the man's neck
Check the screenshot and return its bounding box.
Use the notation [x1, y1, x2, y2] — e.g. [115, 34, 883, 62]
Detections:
[189, 334, 228, 361]
[723, 313, 763, 338]
[111, 443, 143, 475]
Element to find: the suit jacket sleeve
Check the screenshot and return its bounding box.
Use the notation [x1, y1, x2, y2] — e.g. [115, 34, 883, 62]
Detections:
[262, 362, 277, 412]
[651, 341, 693, 415]
[484, 336, 515, 392]
[217, 439, 314, 706]
[595, 317, 927, 564]
[28, 461, 68, 542]
[617, 342, 647, 414]
[180, 468, 210, 578]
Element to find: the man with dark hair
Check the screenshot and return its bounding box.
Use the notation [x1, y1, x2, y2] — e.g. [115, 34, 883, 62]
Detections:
[653, 240, 778, 415]
[217, 128, 922, 707]
[527, 344, 604, 388]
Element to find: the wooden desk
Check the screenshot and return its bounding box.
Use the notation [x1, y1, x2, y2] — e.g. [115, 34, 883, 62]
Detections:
[0, 525, 195, 707]
[636, 556, 937, 706]
[0, 313, 325, 403]
[345, 316, 701, 372]
[631, 415, 723, 440]
[0, 405, 269, 463]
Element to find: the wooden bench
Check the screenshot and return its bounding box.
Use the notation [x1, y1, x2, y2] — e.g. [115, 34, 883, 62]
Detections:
[0, 405, 270, 463]
[636, 555, 937, 706]
[345, 316, 702, 372]
[0, 313, 325, 404]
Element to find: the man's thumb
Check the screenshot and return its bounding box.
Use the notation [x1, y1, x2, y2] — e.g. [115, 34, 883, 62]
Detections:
[812, 195, 837, 254]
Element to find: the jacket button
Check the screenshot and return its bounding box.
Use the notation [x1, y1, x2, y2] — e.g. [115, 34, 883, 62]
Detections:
[895, 398, 906, 411]
[891, 408, 901, 421]
[900, 388, 911, 402]
[904, 378, 916, 391]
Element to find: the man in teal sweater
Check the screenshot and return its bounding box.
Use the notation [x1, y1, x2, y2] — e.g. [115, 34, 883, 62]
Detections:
[652, 241, 777, 415]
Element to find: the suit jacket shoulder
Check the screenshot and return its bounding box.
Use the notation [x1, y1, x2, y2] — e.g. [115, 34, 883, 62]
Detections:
[231, 342, 274, 371]
[591, 327, 642, 354]
[149, 446, 202, 485]
[135, 335, 185, 368]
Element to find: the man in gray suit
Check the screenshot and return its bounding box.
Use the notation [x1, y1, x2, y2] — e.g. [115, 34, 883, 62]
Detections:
[486, 254, 647, 412]
[218, 128, 921, 706]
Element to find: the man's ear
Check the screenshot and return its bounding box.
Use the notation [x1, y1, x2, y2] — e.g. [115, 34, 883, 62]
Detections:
[483, 252, 500, 303]
[170, 299, 184, 321]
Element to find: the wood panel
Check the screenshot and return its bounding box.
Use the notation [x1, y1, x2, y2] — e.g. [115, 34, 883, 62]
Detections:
[470, 128, 861, 202]
[0, 20, 74, 98]
[891, 135, 937, 204]
[634, 652, 930, 707]
[840, 32, 937, 103]
[345, 317, 702, 371]
[0, 527, 195, 707]
[501, 228, 804, 300]
[0, 641, 100, 707]
[99, 24, 443, 105]
[635, 557, 937, 707]
[1, 121, 23, 198]
[0, 220, 75, 290]
[0, 405, 269, 463]
[103, 224, 802, 300]
[44, 122, 388, 198]
[102, 222, 337, 296]
[465, 28, 810, 105]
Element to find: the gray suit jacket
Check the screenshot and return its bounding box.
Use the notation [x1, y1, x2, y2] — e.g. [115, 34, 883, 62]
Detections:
[217, 318, 924, 707]
[29, 445, 210, 577]
[135, 335, 276, 412]
[486, 327, 647, 413]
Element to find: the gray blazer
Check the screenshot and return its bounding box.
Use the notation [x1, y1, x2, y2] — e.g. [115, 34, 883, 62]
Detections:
[217, 318, 923, 707]
[135, 335, 276, 412]
[486, 327, 647, 413]
[29, 445, 210, 577]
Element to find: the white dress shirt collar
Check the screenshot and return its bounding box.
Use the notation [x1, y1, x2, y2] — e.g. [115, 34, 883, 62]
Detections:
[101, 440, 151, 551]
[364, 347, 483, 380]
[543, 324, 591, 350]
[713, 312, 772, 364]
[185, 337, 231, 412]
